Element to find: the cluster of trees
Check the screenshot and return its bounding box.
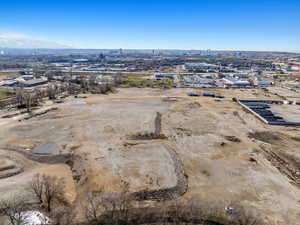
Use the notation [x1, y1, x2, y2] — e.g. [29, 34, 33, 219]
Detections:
[0, 196, 30, 225]
[29, 174, 66, 213]
[0, 176, 133, 225]
[44, 70, 125, 94]
[9, 72, 125, 112]
[74, 74, 126, 94]
[0, 174, 72, 225]
[0, 63, 29, 70]
[0, 173, 264, 225]
[77, 76, 114, 94]
[13, 83, 78, 112]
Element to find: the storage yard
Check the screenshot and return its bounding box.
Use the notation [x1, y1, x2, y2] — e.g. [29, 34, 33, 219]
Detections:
[0, 88, 299, 224]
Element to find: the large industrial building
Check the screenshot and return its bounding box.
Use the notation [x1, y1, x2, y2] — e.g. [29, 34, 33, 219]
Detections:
[17, 79, 48, 87]
[184, 63, 219, 71]
[222, 77, 250, 87]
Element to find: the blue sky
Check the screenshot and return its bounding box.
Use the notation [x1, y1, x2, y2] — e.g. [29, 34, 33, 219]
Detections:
[1, 0, 300, 51]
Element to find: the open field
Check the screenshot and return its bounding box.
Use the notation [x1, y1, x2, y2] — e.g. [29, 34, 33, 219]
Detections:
[0, 91, 11, 100]
[271, 104, 300, 123]
[0, 71, 20, 80]
[0, 88, 299, 224]
[120, 74, 174, 88]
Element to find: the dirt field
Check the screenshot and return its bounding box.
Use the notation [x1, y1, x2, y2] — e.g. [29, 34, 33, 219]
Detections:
[0, 88, 299, 224]
[0, 71, 19, 80]
[271, 104, 300, 123]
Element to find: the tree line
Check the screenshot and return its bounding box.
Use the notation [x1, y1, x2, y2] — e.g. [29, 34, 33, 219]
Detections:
[0, 173, 265, 225]
[9, 73, 124, 112]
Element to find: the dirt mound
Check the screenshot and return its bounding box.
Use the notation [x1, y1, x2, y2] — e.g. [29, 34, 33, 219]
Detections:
[224, 136, 241, 143]
[248, 131, 281, 144]
[188, 102, 202, 108]
[0, 158, 23, 179]
[162, 97, 180, 102]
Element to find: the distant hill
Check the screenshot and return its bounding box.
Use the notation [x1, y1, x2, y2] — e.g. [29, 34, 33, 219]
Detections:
[0, 34, 70, 49]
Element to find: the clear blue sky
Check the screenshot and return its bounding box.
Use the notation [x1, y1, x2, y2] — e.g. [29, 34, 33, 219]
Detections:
[1, 0, 300, 51]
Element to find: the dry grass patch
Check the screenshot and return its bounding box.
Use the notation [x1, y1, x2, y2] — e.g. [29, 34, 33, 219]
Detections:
[68, 145, 81, 153]
[0, 91, 12, 100]
[123, 142, 142, 147]
[129, 132, 167, 140]
[224, 136, 241, 143]
[290, 136, 300, 142]
[209, 154, 224, 160]
[201, 169, 211, 177]
[248, 131, 281, 144]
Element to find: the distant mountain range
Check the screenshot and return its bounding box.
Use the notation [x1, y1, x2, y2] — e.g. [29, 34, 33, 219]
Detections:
[0, 34, 70, 49]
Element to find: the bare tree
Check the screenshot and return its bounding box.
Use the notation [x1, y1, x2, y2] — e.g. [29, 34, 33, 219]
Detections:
[29, 174, 66, 213]
[45, 70, 63, 81]
[14, 88, 25, 108]
[84, 181, 133, 225]
[49, 205, 75, 225]
[42, 175, 65, 212]
[98, 82, 114, 94]
[113, 74, 126, 85]
[79, 77, 89, 92]
[34, 88, 45, 103]
[88, 75, 97, 87]
[30, 174, 44, 205]
[65, 82, 79, 95]
[23, 92, 34, 113]
[84, 190, 105, 224]
[46, 84, 60, 100]
[14, 88, 40, 112]
[117, 180, 132, 223]
[0, 196, 29, 225]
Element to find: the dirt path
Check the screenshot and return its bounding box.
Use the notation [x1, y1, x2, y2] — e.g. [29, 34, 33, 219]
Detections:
[261, 147, 300, 188]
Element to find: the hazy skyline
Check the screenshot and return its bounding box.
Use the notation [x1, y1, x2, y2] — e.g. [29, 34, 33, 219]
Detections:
[1, 0, 300, 52]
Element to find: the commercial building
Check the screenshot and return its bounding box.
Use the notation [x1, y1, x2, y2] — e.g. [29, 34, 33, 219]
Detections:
[222, 77, 250, 87]
[153, 74, 173, 80]
[256, 80, 274, 86]
[184, 63, 219, 71]
[233, 74, 249, 79]
[182, 74, 215, 88]
[15, 75, 34, 82]
[253, 78, 274, 86]
[17, 79, 48, 88]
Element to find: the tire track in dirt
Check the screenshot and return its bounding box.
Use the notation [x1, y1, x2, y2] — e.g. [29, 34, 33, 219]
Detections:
[261, 147, 300, 188]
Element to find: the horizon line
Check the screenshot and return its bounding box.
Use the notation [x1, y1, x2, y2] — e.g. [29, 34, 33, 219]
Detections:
[0, 47, 299, 54]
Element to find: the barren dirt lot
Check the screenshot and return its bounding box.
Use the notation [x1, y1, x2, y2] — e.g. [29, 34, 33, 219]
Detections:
[0, 88, 299, 224]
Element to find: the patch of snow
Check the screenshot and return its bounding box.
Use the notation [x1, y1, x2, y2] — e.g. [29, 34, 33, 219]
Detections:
[20, 211, 50, 225]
